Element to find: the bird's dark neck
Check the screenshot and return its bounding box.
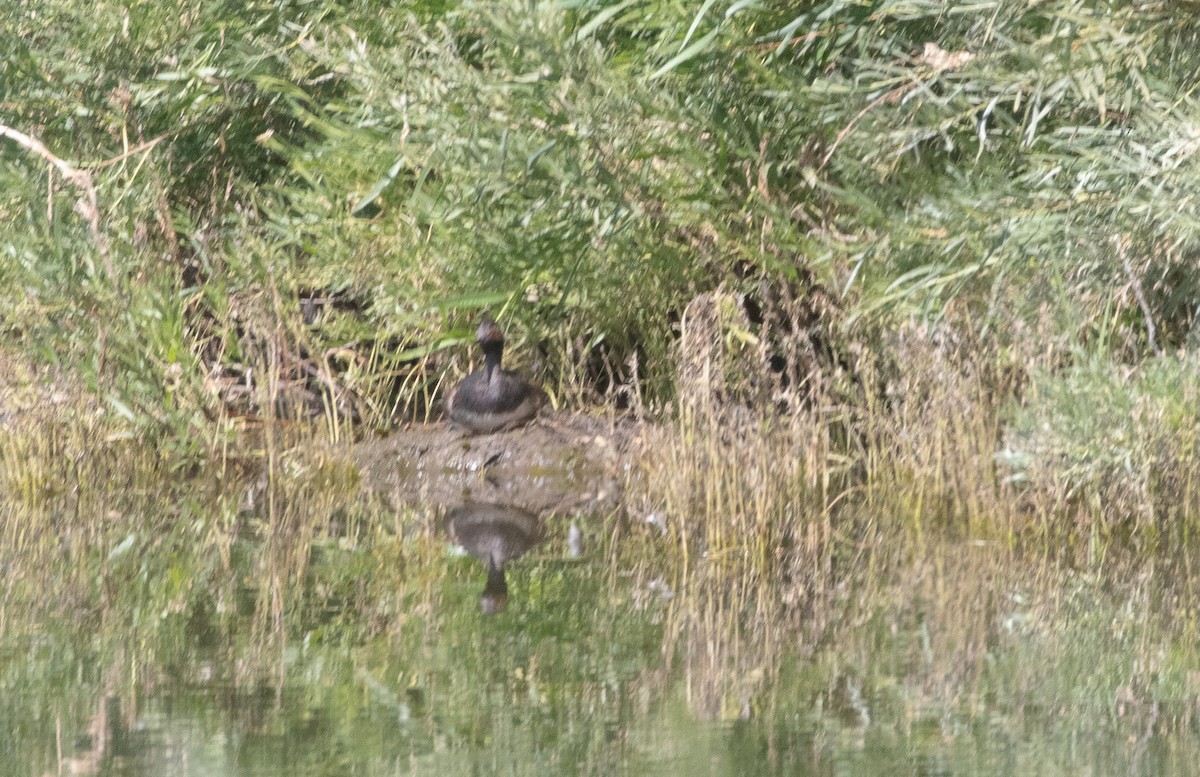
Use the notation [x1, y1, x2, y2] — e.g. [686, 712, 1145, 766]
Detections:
[481, 340, 504, 379]
[484, 559, 507, 596]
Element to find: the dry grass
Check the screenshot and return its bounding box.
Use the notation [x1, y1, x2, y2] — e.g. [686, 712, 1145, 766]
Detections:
[625, 290, 848, 719]
[857, 321, 1021, 535]
[622, 297, 1189, 723]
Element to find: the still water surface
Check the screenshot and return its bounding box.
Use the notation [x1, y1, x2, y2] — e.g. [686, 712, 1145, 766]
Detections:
[2, 459, 1199, 776]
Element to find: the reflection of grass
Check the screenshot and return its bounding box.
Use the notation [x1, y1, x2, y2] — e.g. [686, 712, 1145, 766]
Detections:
[0, 416, 672, 773]
[796, 535, 1200, 770]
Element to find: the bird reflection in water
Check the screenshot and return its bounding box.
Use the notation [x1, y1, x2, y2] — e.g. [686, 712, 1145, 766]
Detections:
[445, 502, 543, 614]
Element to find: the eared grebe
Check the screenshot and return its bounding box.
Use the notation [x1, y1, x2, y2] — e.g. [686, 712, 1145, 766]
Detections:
[445, 318, 545, 433]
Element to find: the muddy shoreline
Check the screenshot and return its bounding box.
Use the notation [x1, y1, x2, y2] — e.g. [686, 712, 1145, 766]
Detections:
[352, 413, 641, 515]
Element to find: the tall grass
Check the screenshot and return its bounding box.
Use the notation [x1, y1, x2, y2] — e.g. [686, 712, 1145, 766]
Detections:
[0, 2, 1189, 416]
[2, 0, 1200, 543]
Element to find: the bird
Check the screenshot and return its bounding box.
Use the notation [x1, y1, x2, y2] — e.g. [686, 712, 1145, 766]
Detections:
[445, 502, 543, 615]
[445, 318, 545, 433]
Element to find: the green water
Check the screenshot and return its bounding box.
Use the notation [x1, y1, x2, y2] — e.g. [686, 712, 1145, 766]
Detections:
[3, 460, 1199, 776]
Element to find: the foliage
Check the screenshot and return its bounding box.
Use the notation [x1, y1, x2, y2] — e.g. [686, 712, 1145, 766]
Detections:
[3, 0, 1200, 515]
[1002, 352, 1200, 525]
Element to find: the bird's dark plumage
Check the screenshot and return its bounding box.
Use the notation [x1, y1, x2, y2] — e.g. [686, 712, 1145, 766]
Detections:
[445, 319, 544, 433]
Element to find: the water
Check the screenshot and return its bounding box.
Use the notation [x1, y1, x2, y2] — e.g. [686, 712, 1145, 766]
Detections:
[2, 451, 1199, 776]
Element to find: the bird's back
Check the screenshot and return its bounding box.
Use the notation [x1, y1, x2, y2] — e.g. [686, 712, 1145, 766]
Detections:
[447, 367, 543, 432]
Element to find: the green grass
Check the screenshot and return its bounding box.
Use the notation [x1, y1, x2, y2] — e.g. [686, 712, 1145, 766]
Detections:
[3, 0, 1200, 522]
[1003, 352, 1200, 529]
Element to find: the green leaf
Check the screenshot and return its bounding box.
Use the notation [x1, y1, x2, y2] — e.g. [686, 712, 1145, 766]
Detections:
[649, 27, 721, 81]
[571, 0, 638, 43]
[680, 0, 720, 53]
[353, 157, 407, 214]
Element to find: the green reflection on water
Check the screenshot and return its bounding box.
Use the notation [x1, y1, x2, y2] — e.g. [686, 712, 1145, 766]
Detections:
[3, 450, 1200, 777]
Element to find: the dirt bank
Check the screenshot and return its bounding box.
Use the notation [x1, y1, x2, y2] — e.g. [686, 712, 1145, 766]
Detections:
[352, 413, 640, 515]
